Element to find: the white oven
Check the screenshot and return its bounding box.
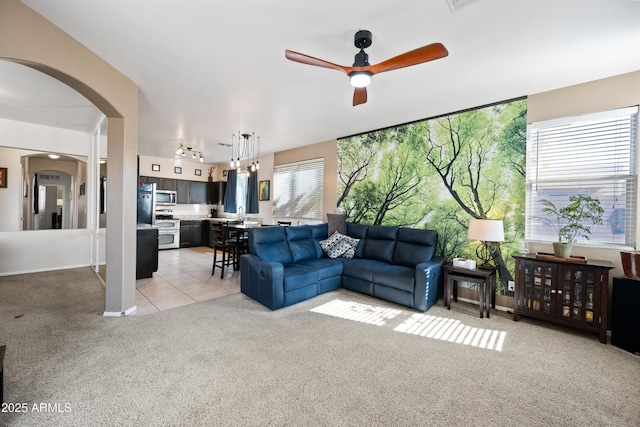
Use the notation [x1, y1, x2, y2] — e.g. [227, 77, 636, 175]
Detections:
[154, 218, 180, 250]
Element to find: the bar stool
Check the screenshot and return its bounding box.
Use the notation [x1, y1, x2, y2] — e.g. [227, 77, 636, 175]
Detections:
[211, 223, 244, 278]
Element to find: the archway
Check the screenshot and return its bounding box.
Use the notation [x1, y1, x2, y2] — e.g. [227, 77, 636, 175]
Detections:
[0, 0, 139, 315]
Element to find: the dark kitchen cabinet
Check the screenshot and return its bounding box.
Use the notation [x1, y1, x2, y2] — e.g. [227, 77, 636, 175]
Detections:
[144, 176, 160, 187]
[189, 181, 208, 204]
[176, 179, 189, 204]
[161, 178, 177, 191]
[180, 220, 203, 247]
[513, 254, 614, 343]
[210, 181, 226, 205]
[136, 227, 158, 279]
[140, 176, 213, 205]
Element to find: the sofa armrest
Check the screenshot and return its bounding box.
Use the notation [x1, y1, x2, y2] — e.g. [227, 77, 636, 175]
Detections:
[413, 256, 445, 312]
[240, 254, 285, 310]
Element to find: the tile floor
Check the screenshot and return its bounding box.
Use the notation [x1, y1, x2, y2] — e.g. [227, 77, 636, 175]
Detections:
[134, 246, 240, 315]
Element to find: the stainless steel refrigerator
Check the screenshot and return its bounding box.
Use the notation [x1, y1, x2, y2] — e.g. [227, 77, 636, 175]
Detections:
[137, 183, 156, 224]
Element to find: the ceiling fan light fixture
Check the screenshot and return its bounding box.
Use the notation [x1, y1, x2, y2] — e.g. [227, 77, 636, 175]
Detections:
[350, 72, 372, 88]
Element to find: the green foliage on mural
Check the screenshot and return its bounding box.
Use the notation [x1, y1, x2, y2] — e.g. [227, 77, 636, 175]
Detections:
[337, 99, 527, 294]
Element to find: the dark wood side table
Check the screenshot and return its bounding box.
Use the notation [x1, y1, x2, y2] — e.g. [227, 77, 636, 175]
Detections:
[444, 264, 497, 318]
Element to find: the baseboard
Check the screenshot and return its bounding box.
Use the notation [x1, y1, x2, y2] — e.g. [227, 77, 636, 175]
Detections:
[103, 305, 137, 317]
[0, 263, 90, 277]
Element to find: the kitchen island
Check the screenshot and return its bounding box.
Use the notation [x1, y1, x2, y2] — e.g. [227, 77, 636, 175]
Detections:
[136, 224, 159, 279]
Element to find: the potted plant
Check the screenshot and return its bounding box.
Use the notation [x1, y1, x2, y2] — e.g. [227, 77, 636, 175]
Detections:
[539, 194, 604, 258]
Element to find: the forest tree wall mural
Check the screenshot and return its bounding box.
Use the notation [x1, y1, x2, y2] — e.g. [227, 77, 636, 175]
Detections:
[337, 98, 527, 294]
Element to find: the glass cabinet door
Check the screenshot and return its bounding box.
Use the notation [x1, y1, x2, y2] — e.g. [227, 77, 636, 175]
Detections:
[522, 261, 555, 314]
[559, 266, 598, 324]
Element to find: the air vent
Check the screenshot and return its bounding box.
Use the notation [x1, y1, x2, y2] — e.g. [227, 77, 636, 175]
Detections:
[446, 0, 475, 12]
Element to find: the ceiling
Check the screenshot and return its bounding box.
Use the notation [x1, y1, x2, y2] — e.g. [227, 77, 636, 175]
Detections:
[2, 0, 640, 164]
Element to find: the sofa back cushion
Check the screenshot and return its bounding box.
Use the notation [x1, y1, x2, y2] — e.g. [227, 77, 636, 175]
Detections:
[249, 226, 292, 264]
[286, 226, 322, 262]
[362, 225, 399, 264]
[308, 223, 328, 258]
[392, 228, 438, 267]
[308, 223, 329, 242]
[346, 222, 369, 258]
[327, 213, 347, 235]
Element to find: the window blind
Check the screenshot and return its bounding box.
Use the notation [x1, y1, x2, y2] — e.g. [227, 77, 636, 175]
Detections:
[273, 159, 324, 220]
[526, 106, 638, 247]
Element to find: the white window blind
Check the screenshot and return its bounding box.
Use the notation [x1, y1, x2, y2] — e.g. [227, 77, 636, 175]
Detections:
[274, 159, 324, 220]
[526, 106, 638, 247]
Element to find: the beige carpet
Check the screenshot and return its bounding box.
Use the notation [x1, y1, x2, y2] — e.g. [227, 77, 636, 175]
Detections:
[1, 267, 639, 426]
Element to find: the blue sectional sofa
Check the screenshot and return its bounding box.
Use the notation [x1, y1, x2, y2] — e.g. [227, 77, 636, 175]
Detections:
[240, 222, 444, 311]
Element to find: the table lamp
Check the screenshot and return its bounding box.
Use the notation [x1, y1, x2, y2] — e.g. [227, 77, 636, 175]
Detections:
[467, 219, 505, 269]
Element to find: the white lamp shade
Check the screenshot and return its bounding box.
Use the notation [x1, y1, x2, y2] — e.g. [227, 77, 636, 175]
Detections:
[467, 219, 505, 242]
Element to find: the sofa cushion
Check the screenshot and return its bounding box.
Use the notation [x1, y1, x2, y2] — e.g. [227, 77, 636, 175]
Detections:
[308, 224, 328, 258]
[283, 264, 319, 291]
[392, 228, 438, 267]
[362, 225, 399, 264]
[346, 222, 369, 258]
[297, 258, 344, 280]
[327, 213, 347, 235]
[286, 226, 321, 263]
[372, 264, 415, 293]
[249, 226, 292, 264]
[341, 258, 387, 282]
[308, 223, 329, 241]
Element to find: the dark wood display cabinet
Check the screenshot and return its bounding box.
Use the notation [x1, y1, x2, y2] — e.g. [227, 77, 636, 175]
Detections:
[513, 254, 614, 343]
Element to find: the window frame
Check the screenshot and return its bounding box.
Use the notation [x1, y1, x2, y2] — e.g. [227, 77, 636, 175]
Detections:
[525, 106, 638, 248]
[273, 158, 324, 221]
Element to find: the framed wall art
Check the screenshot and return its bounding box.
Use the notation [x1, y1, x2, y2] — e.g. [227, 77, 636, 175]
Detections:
[174, 166, 182, 174]
[152, 164, 160, 172]
[259, 180, 270, 201]
[0, 167, 7, 188]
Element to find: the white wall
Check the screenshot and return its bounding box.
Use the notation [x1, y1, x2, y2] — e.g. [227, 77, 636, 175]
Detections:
[0, 118, 105, 276]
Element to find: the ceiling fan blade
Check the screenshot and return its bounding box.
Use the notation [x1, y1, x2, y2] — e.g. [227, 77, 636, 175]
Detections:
[353, 87, 367, 106]
[369, 42, 448, 75]
[285, 50, 350, 75]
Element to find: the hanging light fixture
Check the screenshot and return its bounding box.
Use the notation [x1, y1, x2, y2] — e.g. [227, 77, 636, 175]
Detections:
[230, 132, 260, 175]
[176, 141, 204, 162]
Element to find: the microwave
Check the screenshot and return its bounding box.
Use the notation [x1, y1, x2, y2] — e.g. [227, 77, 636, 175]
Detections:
[156, 189, 177, 205]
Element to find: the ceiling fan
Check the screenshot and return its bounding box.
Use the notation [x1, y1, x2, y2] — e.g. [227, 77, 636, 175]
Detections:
[285, 30, 448, 106]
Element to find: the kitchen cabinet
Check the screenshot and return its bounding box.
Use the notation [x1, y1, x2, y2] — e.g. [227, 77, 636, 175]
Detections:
[161, 178, 177, 191]
[513, 254, 614, 343]
[139, 176, 175, 191]
[140, 176, 213, 205]
[136, 227, 159, 279]
[144, 176, 160, 187]
[180, 220, 204, 247]
[189, 181, 208, 204]
[176, 179, 189, 204]
[210, 181, 226, 205]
